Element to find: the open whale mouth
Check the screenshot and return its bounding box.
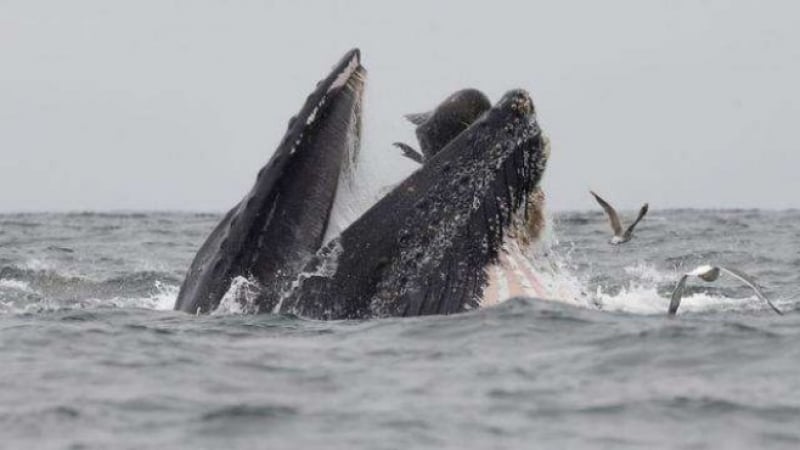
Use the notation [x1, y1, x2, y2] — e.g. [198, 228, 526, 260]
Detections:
[176, 49, 551, 320]
[280, 88, 550, 319]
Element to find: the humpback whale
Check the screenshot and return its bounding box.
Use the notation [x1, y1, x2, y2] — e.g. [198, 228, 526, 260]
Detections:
[174, 49, 366, 314]
[175, 49, 550, 319]
[590, 191, 648, 245]
[669, 265, 783, 316]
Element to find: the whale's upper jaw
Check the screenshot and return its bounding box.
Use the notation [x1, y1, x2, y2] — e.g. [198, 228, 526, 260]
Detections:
[174, 49, 367, 315]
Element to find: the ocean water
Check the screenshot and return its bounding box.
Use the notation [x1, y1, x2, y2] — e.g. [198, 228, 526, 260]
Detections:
[1, 210, 799, 449]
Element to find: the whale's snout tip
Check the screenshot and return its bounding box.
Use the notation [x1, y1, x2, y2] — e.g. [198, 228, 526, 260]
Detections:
[500, 89, 535, 119]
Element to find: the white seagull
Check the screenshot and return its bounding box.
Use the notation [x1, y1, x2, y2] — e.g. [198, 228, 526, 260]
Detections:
[590, 191, 649, 244]
[668, 265, 783, 316]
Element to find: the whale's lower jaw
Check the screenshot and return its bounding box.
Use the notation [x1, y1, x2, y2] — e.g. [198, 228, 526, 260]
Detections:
[174, 49, 366, 315]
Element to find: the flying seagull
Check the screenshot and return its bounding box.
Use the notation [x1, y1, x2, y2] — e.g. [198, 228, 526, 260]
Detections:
[668, 265, 783, 316]
[590, 191, 649, 244]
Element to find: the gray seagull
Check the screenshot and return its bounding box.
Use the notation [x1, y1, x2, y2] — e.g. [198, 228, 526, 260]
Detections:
[590, 190, 648, 244]
[668, 265, 783, 316]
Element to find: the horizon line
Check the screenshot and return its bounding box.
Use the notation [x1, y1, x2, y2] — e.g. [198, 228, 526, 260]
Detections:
[1, 206, 798, 215]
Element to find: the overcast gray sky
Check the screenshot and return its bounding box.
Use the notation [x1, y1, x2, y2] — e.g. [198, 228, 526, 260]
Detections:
[2, 1, 799, 212]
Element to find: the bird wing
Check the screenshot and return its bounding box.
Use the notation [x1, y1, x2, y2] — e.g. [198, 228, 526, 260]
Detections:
[623, 203, 649, 238]
[719, 266, 784, 315]
[392, 142, 424, 164]
[590, 191, 623, 236]
[668, 274, 689, 315]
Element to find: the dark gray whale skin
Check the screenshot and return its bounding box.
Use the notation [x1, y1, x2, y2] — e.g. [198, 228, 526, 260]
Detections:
[396, 89, 492, 163]
[279, 90, 547, 319]
[174, 49, 365, 314]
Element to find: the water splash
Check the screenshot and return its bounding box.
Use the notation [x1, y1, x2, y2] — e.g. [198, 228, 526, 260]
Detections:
[213, 276, 260, 315]
[516, 212, 789, 316]
[623, 261, 673, 283]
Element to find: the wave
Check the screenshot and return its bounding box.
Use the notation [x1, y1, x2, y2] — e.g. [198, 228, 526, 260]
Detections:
[1, 208, 796, 319]
[0, 265, 179, 314]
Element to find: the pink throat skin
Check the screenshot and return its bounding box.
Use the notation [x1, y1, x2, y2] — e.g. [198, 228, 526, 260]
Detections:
[482, 242, 548, 306]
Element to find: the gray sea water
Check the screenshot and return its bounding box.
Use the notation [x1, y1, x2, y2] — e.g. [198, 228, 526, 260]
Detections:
[1, 210, 799, 449]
